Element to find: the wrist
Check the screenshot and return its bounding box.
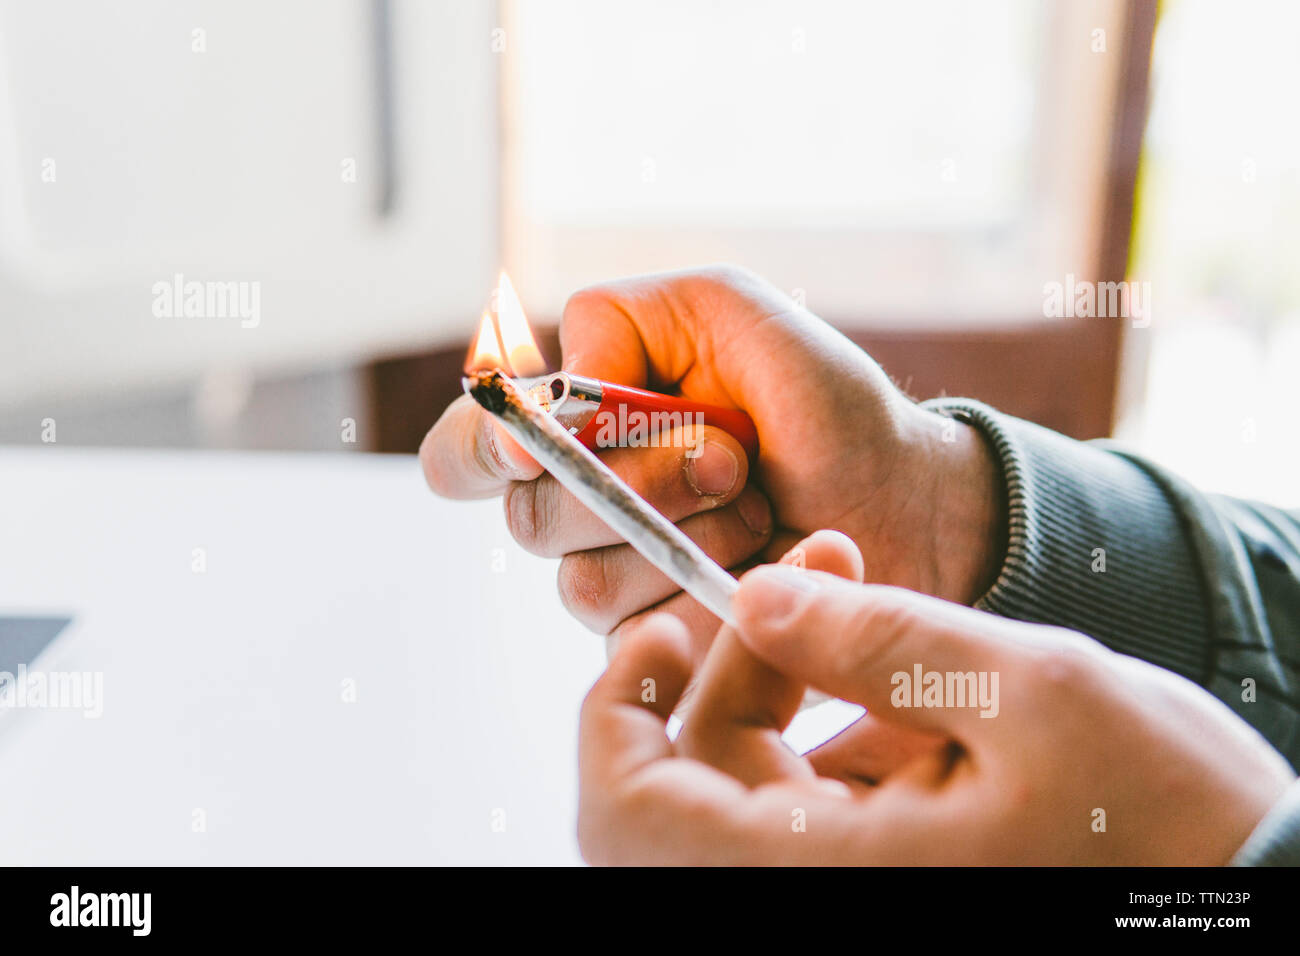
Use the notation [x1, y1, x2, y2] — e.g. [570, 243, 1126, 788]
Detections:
[911, 407, 1008, 605]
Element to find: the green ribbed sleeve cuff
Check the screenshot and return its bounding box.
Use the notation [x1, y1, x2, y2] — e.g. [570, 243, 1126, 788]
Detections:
[921, 399, 1213, 684]
[923, 399, 1300, 863]
[1231, 780, 1300, 866]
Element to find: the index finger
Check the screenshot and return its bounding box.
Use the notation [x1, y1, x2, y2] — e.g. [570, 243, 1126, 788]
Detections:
[578, 613, 865, 865]
[558, 266, 805, 411]
[733, 571, 1025, 742]
[676, 531, 865, 785]
[419, 395, 542, 499]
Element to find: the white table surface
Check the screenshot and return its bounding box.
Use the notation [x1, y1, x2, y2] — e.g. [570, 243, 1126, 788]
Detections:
[0, 445, 609, 865]
[0, 445, 856, 865]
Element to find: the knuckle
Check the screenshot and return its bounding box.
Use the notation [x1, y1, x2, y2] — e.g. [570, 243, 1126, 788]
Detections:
[1025, 632, 1104, 698]
[682, 510, 725, 556]
[503, 480, 550, 554]
[843, 593, 917, 675]
[557, 550, 617, 632]
[618, 452, 680, 505]
[687, 264, 771, 305]
[681, 266, 739, 302]
[689, 506, 761, 565]
[561, 285, 618, 325]
[699, 263, 755, 288]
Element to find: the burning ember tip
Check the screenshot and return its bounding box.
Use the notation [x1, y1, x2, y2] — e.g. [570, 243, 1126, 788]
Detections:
[465, 368, 512, 415]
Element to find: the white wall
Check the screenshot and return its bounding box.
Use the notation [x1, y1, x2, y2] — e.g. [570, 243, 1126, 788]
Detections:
[0, 0, 500, 406]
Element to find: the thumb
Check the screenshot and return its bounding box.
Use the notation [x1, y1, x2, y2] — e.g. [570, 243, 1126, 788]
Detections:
[732, 567, 1015, 739]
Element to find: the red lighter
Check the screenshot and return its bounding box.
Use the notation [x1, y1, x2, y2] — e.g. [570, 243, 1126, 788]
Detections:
[467, 271, 759, 461]
[515, 372, 759, 461]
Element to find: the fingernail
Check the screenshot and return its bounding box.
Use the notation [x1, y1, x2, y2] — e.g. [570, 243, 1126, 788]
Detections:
[736, 489, 772, 537]
[780, 544, 807, 569]
[485, 423, 531, 480]
[685, 439, 739, 497]
[738, 565, 820, 624]
[813, 777, 853, 799]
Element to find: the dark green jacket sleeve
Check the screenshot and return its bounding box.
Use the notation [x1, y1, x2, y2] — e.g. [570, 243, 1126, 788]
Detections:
[923, 399, 1300, 865]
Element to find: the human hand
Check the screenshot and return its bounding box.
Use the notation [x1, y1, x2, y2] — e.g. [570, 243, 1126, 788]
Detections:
[577, 532, 1295, 865]
[421, 266, 1005, 660]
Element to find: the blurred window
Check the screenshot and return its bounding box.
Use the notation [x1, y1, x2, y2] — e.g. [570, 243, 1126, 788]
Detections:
[502, 0, 1132, 324]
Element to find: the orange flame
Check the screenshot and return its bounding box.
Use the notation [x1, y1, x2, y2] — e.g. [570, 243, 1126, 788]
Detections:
[465, 270, 546, 377]
[465, 310, 505, 374]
